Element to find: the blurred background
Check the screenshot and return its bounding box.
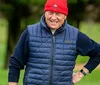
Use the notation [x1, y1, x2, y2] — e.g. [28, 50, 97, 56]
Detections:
[0, 0, 100, 85]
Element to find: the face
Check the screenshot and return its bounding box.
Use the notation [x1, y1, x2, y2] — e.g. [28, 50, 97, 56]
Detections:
[45, 11, 67, 30]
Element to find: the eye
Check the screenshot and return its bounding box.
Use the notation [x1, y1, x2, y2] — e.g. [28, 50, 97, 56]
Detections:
[56, 12, 61, 16]
[48, 11, 53, 15]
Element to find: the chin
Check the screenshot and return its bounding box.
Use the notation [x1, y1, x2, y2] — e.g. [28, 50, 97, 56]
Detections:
[49, 26, 58, 30]
[50, 27, 58, 30]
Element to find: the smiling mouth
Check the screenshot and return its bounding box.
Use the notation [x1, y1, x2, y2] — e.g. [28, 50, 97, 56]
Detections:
[50, 20, 58, 24]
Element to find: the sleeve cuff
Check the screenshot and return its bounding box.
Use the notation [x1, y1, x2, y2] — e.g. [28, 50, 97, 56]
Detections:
[8, 67, 20, 82]
[84, 58, 99, 73]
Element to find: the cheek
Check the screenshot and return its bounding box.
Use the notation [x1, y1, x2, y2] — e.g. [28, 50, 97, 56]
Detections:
[60, 19, 65, 24]
[45, 14, 50, 21]
[46, 17, 51, 22]
[45, 17, 50, 23]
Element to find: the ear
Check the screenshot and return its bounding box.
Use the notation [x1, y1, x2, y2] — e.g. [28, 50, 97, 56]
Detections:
[64, 15, 67, 20]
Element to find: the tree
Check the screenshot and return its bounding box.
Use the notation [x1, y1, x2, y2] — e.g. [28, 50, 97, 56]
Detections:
[68, 0, 85, 29]
[0, 0, 100, 69]
[0, 0, 46, 69]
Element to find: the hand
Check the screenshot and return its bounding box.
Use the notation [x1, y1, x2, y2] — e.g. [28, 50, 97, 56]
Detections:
[9, 82, 18, 85]
[72, 72, 84, 84]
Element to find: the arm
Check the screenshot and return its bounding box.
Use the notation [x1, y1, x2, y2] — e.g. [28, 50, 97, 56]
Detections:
[77, 31, 100, 72]
[8, 29, 29, 84]
[73, 31, 100, 83]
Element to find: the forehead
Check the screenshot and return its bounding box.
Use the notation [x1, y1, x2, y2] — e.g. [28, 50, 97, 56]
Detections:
[45, 11, 65, 15]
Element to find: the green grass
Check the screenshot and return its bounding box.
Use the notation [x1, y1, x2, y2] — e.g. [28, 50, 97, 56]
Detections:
[0, 18, 8, 68]
[0, 19, 100, 85]
[76, 22, 100, 64]
[0, 69, 8, 85]
[80, 22, 100, 42]
[0, 69, 24, 85]
[0, 69, 100, 85]
[0, 43, 6, 68]
[75, 69, 100, 85]
[0, 18, 8, 43]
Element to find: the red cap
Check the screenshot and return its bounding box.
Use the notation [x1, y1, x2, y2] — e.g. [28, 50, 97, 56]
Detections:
[44, 0, 68, 15]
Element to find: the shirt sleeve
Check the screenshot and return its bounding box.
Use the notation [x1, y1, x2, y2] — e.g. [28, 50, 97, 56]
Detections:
[76, 31, 100, 73]
[8, 29, 29, 82]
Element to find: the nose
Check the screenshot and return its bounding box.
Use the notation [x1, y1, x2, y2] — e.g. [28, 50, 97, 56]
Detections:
[51, 13, 57, 20]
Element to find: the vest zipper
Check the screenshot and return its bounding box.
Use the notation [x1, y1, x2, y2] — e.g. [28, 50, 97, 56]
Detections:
[49, 34, 55, 85]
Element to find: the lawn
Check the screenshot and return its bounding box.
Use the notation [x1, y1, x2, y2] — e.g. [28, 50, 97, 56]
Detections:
[76, 22, 100, 63]
[0, 69, 100, 85]
[0, 18, 7, 68]
[75, 69, 100, 85]
[0, 19, 100, 85]
[0, 69, 24, 85]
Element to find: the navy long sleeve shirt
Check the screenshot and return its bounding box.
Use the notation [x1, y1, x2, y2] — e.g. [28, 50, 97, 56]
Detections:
[8, 28, 100, 82]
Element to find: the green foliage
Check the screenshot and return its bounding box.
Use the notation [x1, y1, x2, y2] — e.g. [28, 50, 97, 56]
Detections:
[68, 0, 77, 4]
[0, 4, 14, 17]
[26, 0, 46, 6]
[0, 19, 8, 43]
[10, 0, 46, 6]
[0, 19, 8, 68]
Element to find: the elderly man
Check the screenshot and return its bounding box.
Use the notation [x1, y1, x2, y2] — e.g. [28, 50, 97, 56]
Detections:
[8, 0, 100, 85]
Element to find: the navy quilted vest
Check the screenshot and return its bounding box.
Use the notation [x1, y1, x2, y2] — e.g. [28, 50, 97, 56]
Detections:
[23, 15, 78, 85]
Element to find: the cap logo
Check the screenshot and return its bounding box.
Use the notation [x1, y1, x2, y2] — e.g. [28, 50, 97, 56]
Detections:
[54, 4, 58, 8]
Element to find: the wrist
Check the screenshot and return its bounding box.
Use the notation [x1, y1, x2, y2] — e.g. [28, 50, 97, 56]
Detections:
[80, 69, 87, 76]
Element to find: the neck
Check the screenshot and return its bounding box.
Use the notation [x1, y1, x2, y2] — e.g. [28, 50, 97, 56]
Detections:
[50, 29, 56, 35]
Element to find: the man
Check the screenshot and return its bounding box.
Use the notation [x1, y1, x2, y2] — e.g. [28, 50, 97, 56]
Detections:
[8, 0, 100, 85]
